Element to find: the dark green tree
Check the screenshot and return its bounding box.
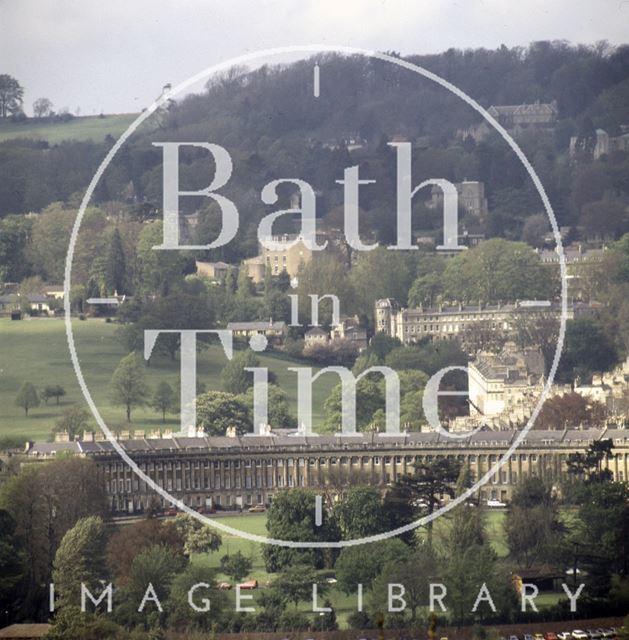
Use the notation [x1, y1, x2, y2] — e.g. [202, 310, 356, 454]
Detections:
[392, 457, 461, 548]
[334, 485, 389, 538]
[220, 551, 252, 582]
[104, 227, 126, 294]
[263, 489, 339, 572]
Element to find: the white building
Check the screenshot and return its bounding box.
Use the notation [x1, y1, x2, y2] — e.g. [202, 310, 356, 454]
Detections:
[467, 345, 545, 427]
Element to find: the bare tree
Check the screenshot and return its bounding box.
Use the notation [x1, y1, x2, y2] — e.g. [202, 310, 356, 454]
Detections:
[33, 97, 53, 118]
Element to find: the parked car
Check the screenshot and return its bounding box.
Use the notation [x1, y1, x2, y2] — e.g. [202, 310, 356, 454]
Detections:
[587, 630, 602, 639]
[164, 507, 177, 517]
[545, 632, 559, 640]
[524, 634, 534, 640]
[509, 635, 519, 640]
[218, 582, 232, 590]
[248, 504, 266, 513]
[238, 580, 258, 590]
[487, 498, 507, 507]
[601, 630, 616, 639]
[557, 633, 572, 640]
[572, 631, 589, 640]
[534, 633, 544, 640]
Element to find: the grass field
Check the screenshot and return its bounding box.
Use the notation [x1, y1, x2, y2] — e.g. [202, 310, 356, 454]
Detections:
[0, 113, 138, 144]
[0, 317, 336, 442]
[190, 510, 562, 629]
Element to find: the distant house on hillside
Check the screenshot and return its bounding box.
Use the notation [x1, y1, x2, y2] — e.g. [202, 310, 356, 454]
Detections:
[0, 293, 52, 315]
[569, 126, 629, 160]
[330, 316, 368, 351]
[304, 326, 329, 347]
[458, 100, 558, 141]
[195, 260, 230, 280]
[226, 320, 287, 344]
[244, 234, 315, 284]
[487, 100, 558, 128]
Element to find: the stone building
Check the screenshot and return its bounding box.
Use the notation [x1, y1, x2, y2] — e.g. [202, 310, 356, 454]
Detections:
[376, 298, 521, 344]
[569, 127, 629, 160]
[428, 180, 488, 221]
[245, 234, 314, 283]
[468, 345, 545, 424]
[488, 100, 559, 128]
[375, 298, 598, 346]
[24, 427, 629, 513]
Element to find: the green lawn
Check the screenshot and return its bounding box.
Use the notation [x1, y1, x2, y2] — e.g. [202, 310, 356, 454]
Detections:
[0, 317, 336, 442]
[190, 509, 559, 630]
[0, 113, 138, 144]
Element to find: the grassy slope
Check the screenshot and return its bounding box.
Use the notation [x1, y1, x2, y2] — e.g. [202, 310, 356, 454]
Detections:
[0, 114, 137, 144]
[0, 317, 335, 441]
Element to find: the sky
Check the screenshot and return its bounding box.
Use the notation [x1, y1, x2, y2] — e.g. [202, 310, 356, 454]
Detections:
[1, 0, 628, 116]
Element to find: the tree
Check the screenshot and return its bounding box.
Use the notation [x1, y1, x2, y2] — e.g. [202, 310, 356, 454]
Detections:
[15, 382, 39, 416]
[580, 199, 628, 241]
[560, 318, 618, 382]
[0, 459, 106, 620]
[53, 405, 90, 440]
[521, 213, 549, 248]
[52, 516, 108, 607]
[32, 97, 53, 118]
[151, 381, 176, 422]
[349, 247, 416, 316]
[323, 376, 384, 432]
[574, 482, 629, 596]
[220, 551, 252, 582]
[369, 546, 439, 623]
[135, 221, 190, 296]
[514, 311, 560, 375]
[392, 457, 461, 548]
[504, 477, 564, 568]
[42, 384, 66, 405]
[0, 510, 24, 623]
[27, 204, 75, 282]
[240, 383, 295, 429]
[567, 438, 614, 483]
[272, 563, 325, 607]
[107, 518, 185, 585]
[0, 74, 24, 118]
[385, 341, 466, 376]
[167, 563, 228, 632]
[334, 486, 389, 538]
[110, 352, 150, 421]
[535, 393, 607, 430]
[117, 543, 187, 628]
[458, 319, 507, 354]
[335, 538, 409, 595]
[196, 391, 251, 436]
[171, 513, 222, 555]
[104, 227, 127, 294]
[263, 489, 339, 572]
[122, 292, 215, 361]
[443, 239, 557, 303]
[221, 350, 261, 394]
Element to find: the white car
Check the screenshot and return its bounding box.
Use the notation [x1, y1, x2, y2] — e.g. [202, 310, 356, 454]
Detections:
[572, 631, 589, 640]
[557, 633, 572, 640]
[487, 498, 507, 508]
